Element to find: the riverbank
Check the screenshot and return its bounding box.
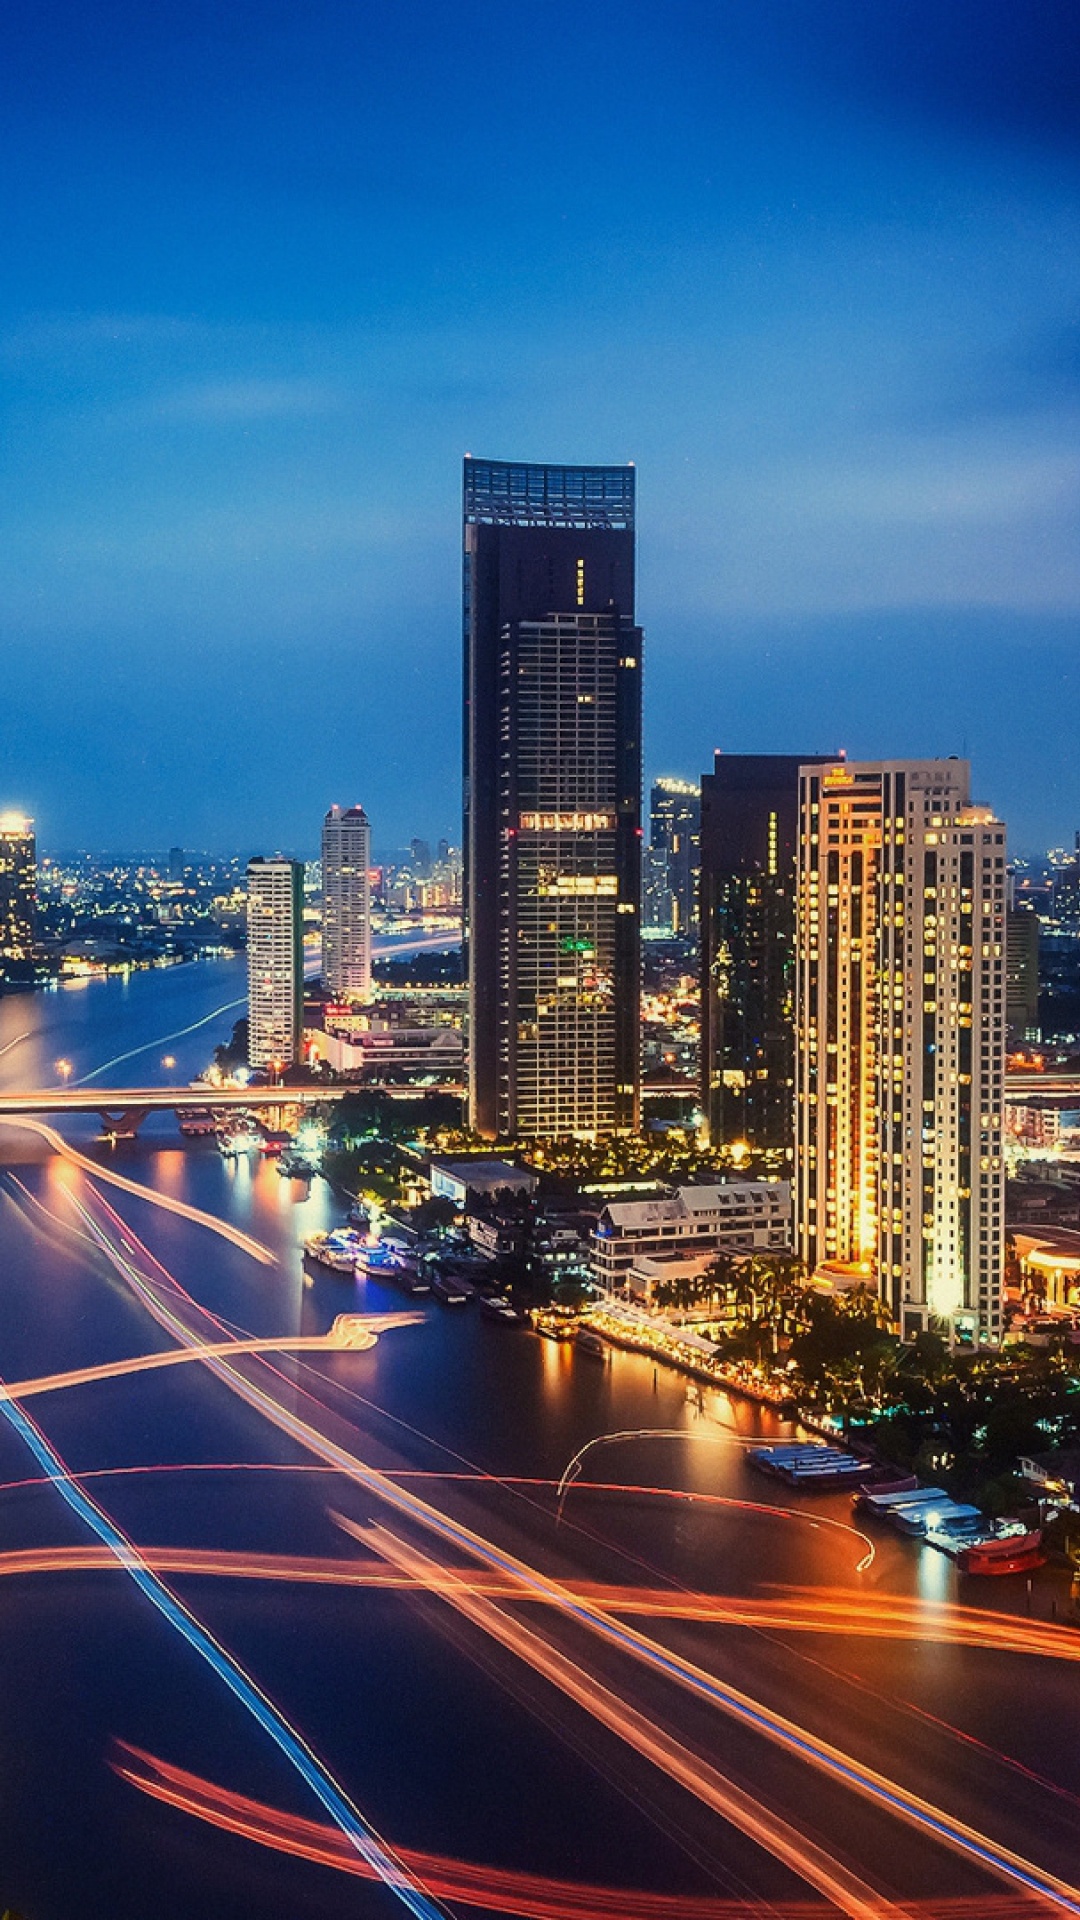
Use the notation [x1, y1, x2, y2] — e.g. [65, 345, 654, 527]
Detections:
[587, 1300, 796, 1410]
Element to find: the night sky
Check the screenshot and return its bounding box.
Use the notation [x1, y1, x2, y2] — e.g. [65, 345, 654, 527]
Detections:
[1, 1, 1077, 855]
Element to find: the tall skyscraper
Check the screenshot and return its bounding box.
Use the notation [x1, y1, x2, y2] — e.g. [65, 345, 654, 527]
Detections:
[321, 805, 372, 1001]
[0, 811, 36, 981]
[649, 778, 700, 936]
[1005, 902, 1040, 1041]
[463, 456, 642, 1140]
[246, 857, 305, 1068]
[700, 755, 832, 1156]
[794, 759, 1006, 1344]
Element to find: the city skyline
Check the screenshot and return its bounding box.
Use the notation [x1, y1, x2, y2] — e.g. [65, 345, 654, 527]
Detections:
[1, 2, 1077, 852]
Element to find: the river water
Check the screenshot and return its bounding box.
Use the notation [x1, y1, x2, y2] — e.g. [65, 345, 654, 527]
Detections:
[0, 960, 1078, 1920]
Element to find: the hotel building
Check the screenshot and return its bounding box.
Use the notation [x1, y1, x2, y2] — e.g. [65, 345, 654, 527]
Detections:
[463, 457, 642, 1139]
[794, 759, 1006, 1343]
[321, 804, 372, 1001]
[246, 856, 305, 1068]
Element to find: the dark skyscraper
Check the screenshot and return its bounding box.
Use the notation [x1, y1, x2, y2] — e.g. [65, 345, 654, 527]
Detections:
[700, 754, 830, 1156]
[464, 457, 642, 1140]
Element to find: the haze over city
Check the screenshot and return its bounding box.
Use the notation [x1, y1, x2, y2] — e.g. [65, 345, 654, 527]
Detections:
[1, 0, 1077, 852]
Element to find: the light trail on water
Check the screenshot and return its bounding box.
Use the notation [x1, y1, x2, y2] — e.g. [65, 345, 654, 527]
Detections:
[58, 1178, 1080, 1918]
[557, 1430, 875, 1568]
[1, 1121, 276, 1261]
[0, 1391, 452, 1920]
[71, 997, 248, 1085]
[0, 1029, 31, 1064]
[0, 1529, 1076, 1669]
[14, 1166, 1080, 1917]
[109, 1742, 1080, 1920]
[0, 1318, 423, 1404]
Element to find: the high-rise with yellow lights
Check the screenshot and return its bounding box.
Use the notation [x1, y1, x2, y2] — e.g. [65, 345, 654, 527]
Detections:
[0, 811, 36, 984]
[795, 759, 1005, 1344]
[463, 457, 642, 1141]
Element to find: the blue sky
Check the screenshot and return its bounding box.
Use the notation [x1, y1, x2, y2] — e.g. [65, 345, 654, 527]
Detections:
[0, 0, 1077, 853]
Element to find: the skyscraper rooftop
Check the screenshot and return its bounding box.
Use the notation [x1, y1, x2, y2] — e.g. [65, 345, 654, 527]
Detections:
[463, 456, 635, 530]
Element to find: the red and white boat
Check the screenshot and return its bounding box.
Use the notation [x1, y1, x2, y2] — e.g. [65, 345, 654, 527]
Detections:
[957, 1530, 1045, 1576]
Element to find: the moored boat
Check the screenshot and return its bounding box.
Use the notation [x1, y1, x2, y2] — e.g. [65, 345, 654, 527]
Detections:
[574, 1327, 606, 1358]
[957, 1530, 1045, 1576]
[303, 1230, 363, 1274]
[431, 1272, 472, 1305]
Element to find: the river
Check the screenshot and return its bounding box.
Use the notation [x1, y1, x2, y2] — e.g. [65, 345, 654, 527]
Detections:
[0, 960, 1078, 1920]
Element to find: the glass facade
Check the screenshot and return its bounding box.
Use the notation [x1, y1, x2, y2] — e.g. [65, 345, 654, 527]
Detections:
[464, 458, 641, 1139]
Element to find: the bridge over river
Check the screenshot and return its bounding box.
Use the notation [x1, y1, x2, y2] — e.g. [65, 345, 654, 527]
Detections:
[0, 1082, 465, 1136]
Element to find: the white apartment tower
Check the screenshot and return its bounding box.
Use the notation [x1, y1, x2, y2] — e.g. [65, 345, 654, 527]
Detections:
[321, 805, 372, 1000]
[246, 857, 305, 1068]
[795, 760, 1006, 1344]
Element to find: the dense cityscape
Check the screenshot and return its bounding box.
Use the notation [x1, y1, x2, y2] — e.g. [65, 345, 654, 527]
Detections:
[3, 453, 1080, 1916]
[2, 5, 1079, 1918]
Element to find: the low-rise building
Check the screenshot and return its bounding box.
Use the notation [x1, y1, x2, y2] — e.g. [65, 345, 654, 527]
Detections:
[429, 1158, 538, 1210]
[1011, 1226, 1080, 1311]
[310, 1023, 464, 1079]
[591, 1180, 791, 1293]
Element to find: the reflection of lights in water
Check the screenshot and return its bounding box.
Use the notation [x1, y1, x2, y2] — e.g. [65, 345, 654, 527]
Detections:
[13, 1162, 1080, 1919]
[1, 1118, 275, 1262]
[917, 1541, 953, 1607]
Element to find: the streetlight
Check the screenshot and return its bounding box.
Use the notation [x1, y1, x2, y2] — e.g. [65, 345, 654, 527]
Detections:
[162, 1055, 176, 1071]
[55, 1058, 72, 1084]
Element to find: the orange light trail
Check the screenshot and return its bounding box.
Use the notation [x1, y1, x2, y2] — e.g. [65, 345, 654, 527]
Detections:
[363, 1521, 908, 1920]
[111, 1742, 1075, 1920]
[349, 1519, 1080, 1917]
[0, 1537, 1075, 1670]
[25, 1174, 1080, 1916]
[1, 1117, 277, 1262]
[0, 1319, 422, 1403]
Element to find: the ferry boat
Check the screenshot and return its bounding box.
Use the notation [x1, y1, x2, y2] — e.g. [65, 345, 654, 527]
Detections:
[278, 1149, 317, 1178]
[431, 1272, 472, 1305]
[574, 1327, 606, 1358]
[480, 1294, 522, 1324]
[302, 1230, 363, 1274]
[748, 1443, 865, 1487]
[355, 1242, 402, 1279]
[957, 1530, 1045, 1577]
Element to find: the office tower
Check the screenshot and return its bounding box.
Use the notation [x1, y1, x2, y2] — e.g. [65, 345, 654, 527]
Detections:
[700, 754, 832, 1155]
[168, 846, 185, 883]
[321, 805, 372, 1001]
[650, 778, 700, 936]
[410, 837, 432, 878]
[642, 844, 673, 933]
[1005, 903, 1040, 1040]
[794, 759, 1006, 1344]
[463, 456, 642, 1140]
[246, 857, 305, 1068]
[0, 812, 36, 979]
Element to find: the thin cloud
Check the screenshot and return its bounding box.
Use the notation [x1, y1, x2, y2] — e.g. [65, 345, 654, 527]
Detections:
[150, 377, 341, 422]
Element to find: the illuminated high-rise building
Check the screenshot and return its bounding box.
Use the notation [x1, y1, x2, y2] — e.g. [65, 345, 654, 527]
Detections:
[321, 805, 372, 1001]
[0, 811, 36, 980]
[246, 857, 305, 1068]
[794, 759, 1006, 1343]
[649, 778, 700, 936]
[463, 456, 642, 1140]
[700, 755, 832, 1155]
